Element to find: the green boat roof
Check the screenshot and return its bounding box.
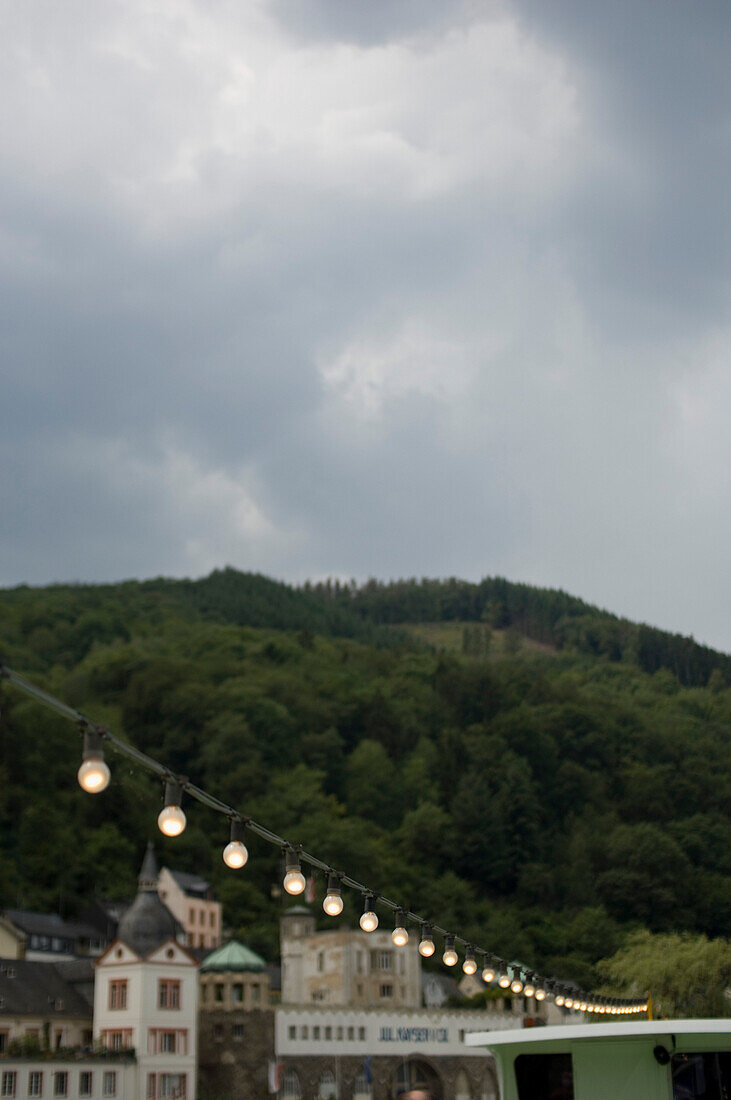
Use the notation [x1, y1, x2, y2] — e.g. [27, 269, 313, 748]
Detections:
[200, 940, 267, 973]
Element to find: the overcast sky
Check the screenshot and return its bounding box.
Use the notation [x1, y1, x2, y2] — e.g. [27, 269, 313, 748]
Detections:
[2, 0, 729, 651]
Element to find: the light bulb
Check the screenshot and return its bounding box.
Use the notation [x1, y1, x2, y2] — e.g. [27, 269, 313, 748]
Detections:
[77, 728, 110, 793]
[158, 805, 186, 837]
[511, 979, 523, 994]
[579, 1002, 587, 1012]
[323, 874, 343, 916]
[78, 758, 111, 794]
[555, 995, 565, 1007]
[482, 966, 495, 984]
[524, 984, 535, 998]
[392, 926, 408, 947]
[535, 988, 546, 1002]
[360, 895, 378, 932]
[564, 998, 573, 1009]
[158, 779, 186, 837]
[463, 951, 477, 976]
[419, 927, 435, 957]
[283, 848, 306, 895]
[442, 937, 458, 967]
[223, 841, 249, 869]
[498, 974, 511, 989]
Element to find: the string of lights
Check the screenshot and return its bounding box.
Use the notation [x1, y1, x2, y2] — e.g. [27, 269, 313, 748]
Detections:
[0, 661, 648, 1016]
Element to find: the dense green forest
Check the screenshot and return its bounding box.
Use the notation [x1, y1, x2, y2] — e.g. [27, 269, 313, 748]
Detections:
[1, 569, 730, 1002]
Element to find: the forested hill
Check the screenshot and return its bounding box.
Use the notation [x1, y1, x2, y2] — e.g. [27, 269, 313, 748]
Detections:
[2, 568, 728, 687]
[0, 570, 730, 1000]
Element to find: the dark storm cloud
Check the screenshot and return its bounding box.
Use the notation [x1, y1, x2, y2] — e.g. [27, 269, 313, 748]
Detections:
[1, 0, 729, 650]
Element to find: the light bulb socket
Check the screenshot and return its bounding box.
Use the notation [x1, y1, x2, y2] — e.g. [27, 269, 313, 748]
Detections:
[81, 726, 106, 760]
[285, 846, 301, 873]
[230, 818, 247, 845]
[326, 873, 341, 897]
[363, 894, 377, 913]
[163, 777, 184, 809]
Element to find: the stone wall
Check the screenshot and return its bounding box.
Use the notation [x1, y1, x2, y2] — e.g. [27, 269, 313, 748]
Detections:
[198, 1009, 275, 1100]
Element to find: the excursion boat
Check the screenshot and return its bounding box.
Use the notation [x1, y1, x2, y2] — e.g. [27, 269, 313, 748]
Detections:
[464, 1019, 731, 1100]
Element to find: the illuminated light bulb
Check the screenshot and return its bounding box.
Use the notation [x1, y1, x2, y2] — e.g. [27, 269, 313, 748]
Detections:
[158, 779, 186, 837]
[419, 926, 435, 958]
[283, 848, 306, 895]
[392, 910, 409, 946]
[482, 965, 496, 984]
[462, 949, 477, 976]
[77, 728, 110, 794]
[323, 874, 343, 917]
[534, 987, 546, 1002]
[360, 895, 378, 933]
[223, 819, 249, 870]
[442, 936, 458, 967]
[511, 978, 523, 994]
[524, 983, 535, 999]
[498, 973, 511, 989]
[564, 998, 574, 1009]
[579, 1002, 587, 1012]
[555, 995, 565, 1007]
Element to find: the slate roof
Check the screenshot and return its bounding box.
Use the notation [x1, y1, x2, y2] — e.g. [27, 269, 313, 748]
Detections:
[117, 846, 179, 957]
[0, 960, 92, 1019]
[167, 869, 212, 898]
[3, 909, 99, 940]
[200, 941, 267, 973]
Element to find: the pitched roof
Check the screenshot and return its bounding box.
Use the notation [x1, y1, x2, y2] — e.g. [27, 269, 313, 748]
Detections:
[200, 940, 267, 973]
[166, 869, 212, 897]
[3, 909, 99, 941]
[0, 960, 93, 1019]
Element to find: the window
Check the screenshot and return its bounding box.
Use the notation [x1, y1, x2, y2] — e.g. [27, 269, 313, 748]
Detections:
[209, 912, 215, 927]
[160, 1074, 186, 1098]
[252, 985, 260, 1003]
[347, 1027, 354, 1040]
[215, 984, 224, 1003]
[160, 1032, 176, 1053]
[214, 1025, 223, 1042]
[672, 1052, 731, 1098]
[356, 952, 363, 974]
[80, 1072, 92, 1097]
[336, 1027, 343, 1040]
[101, 1030, 132, 1051]
[353, 1071, 371, 1099]
[103, 1072, 117, 1097]
[28, 1073, 43, 1097]
[109, 980, 128, 1009]
[455, 1070, 471, 1100]
[380, 984, 393, 998]
[188, 909, 194, 925]
[358, 1028, 366, 1040]
[158, 980, 181, 1009]
[300, 1026, 309, 1040]
[313, 1027, 320, 1040]
[318, 1071, 337, 1100]
[288, 1026, 297, 1040]
[324, 1026, 332, 1040]
[317, 953, 324, 973]
[370, 950, 392, 971]
[0, 1033, 7, 1054]
[1, 1073, 16, 1098]
[232, 984, 243, 1003]
[147, 1074, 156, 1099]
[515, 1054, 574, 1100]
[282, 1071, 301, 1100]
[233, 1024, 244, 1041]
[54, 1071, 68, 1096]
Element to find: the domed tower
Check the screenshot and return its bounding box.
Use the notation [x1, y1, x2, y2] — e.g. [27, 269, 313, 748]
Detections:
[94, 844, 199, 1099]
[117, 843, 179, 956]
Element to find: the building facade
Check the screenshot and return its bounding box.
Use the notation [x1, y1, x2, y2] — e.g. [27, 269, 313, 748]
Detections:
[0, 1056, 136, 1099]
[157, 869, 221, 952]
[281, 909, 421, 1010]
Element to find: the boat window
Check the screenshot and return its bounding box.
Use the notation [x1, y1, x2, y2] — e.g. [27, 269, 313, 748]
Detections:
[672, 1052, 731, 1099]
[515, 1053, 574, 1100]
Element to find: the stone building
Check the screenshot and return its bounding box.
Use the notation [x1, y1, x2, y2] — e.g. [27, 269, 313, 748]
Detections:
[280, 908, 421, 1009]
[200, 941, 271, 1012]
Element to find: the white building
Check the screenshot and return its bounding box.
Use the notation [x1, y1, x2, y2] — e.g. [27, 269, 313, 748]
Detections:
[94, 845, 199, 1099]
[157, 868, 221, 952]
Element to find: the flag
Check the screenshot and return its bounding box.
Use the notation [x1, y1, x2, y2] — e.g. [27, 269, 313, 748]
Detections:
[364, 1058, 372, 1086]
[268, 1061, 282, 1094]
[305, 876, 316, 904]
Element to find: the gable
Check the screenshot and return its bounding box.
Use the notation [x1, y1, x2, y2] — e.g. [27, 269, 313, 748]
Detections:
[95, 939, 141, 967]
[145, 939, 198, 966]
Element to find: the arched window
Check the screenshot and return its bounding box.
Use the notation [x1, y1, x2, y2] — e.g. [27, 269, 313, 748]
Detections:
[455, 1069, 471, 1100]
[282, 1070, 301, 1100]
[481, 1070, 498, 1100]
[318, 1070, 337, 1100]
[353, 1071, 371, 1099]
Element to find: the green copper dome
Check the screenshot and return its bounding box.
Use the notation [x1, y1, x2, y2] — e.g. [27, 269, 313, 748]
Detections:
[200, 940, 267, 973]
